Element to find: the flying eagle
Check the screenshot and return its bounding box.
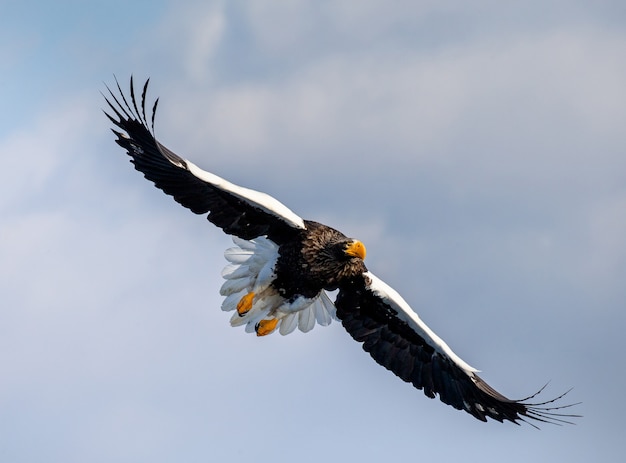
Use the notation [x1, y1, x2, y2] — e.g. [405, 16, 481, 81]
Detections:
[104, 77, 577, 426]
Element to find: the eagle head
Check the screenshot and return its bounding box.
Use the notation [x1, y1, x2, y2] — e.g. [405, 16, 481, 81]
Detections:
[344, 240, 367, 260]
[313, 238, 367, 290]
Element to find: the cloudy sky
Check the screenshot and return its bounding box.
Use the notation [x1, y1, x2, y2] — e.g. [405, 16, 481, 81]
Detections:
[2, 1, 625, 461]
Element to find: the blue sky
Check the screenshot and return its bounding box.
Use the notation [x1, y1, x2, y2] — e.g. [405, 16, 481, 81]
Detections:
[2, 1, 625, 462]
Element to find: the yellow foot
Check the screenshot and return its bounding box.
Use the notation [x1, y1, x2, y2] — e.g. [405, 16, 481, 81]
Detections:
[256, 318, 278, 336]
[237, 292, 255, 316]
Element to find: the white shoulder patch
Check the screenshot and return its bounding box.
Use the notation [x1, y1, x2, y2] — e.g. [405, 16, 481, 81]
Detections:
[183, 160, 305, 230]
[364, 271, 478, 374]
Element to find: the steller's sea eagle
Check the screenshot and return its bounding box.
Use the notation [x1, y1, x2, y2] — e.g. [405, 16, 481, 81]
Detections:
[103, 77, 578, 427]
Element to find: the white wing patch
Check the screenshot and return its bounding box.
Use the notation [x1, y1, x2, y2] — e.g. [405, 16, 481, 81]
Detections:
[183, 160, 306, 230]
[364, 271, 478, 374]
[220, 236, 336, 335]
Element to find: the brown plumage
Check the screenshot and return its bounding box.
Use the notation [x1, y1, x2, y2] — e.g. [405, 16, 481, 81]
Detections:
[104, 76, 579, 426]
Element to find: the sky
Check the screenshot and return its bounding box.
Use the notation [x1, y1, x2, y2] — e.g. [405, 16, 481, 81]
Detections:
[1, 1, 625, 461]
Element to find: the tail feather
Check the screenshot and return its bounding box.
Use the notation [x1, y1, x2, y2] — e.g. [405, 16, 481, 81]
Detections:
[220, 236, 338, 336]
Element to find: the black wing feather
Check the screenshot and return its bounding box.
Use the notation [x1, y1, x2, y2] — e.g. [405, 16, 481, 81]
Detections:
[335, 273, 579, 426]
[103, 76, 300, 243]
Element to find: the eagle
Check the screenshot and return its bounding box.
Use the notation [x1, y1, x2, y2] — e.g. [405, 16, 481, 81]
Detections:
[104, 76, 577, 426]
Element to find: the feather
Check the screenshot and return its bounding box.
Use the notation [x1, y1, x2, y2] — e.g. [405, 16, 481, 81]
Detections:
[219, 276, 253, 296]
[221, 291, 245, 312]
[312, 293, 334, 326]
[224, 247, 254, 264]
[279, 313, 299, 335]
[106, 77, 578, 426]
[231, 236, 259, 250]
[221, 264, 253, 280]
[298, 307, 316, 333]
[335, 271, 580, 425]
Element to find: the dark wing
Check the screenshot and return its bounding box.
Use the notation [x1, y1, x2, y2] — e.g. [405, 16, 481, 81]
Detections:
[103, 76, 305, 243]
[335, 271, 578, 426]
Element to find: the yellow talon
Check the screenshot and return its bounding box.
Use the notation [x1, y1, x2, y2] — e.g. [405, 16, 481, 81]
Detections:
[237, 292, 255, 316]
[256, 318, 278, 336]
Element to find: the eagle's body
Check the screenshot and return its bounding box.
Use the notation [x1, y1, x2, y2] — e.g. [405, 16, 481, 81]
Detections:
[104, 77, 577, 426]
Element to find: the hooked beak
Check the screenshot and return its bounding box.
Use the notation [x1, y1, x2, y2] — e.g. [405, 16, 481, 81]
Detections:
[345, 240, 366, 260]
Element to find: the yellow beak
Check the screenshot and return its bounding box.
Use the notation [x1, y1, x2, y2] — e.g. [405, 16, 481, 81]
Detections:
[345, 240, 366, 260]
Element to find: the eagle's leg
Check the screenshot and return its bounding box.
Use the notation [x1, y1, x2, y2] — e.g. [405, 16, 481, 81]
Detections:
[237, 292, 255, 316]
[255, 318, 278, 336]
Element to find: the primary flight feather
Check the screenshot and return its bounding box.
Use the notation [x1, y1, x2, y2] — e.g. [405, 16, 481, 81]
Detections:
[104, 76, 578, 426]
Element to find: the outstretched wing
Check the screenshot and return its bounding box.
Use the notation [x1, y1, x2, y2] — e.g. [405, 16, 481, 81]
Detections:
[335, 271, 577, 426]
[103, 76, 305, 243]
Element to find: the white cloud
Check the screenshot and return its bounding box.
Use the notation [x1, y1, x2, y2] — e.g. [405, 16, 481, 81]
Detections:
[243, 1, 321, 54]
[132, 10, 626, 317]
[176, 3, 227, 82]
[3, 2, 624, 461]
[150, 18, 625, 180]
[584, 192, 626, 297]
[0, 98, 92, 212]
